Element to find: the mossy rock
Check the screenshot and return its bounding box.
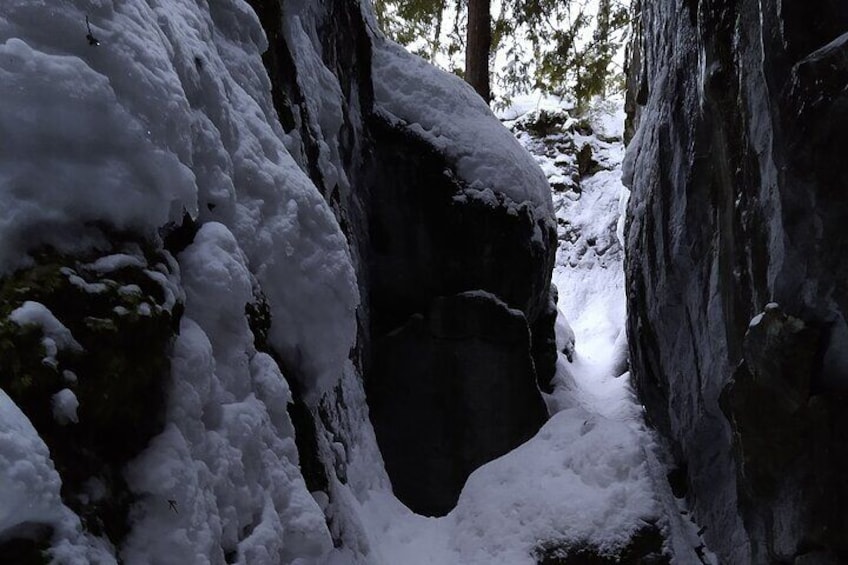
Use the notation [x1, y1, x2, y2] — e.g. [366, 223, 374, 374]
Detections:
[0, 241, 181, 545]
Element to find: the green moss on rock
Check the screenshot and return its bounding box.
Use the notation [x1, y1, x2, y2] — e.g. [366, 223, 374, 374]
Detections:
[0, 241, 181, 546]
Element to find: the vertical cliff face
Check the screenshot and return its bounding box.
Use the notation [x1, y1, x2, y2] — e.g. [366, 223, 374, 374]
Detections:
[247, 0, 556, 517]
[625, 1, 848, 562]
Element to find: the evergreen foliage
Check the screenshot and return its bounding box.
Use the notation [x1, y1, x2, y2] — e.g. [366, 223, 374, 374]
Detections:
[374, 0, 630, 107]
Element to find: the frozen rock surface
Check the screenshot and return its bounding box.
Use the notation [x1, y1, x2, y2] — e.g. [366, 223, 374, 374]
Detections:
[625, 0, 848, 562]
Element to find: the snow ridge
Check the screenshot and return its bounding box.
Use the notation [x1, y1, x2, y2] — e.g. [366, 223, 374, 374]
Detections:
[371, 37, 554, 219]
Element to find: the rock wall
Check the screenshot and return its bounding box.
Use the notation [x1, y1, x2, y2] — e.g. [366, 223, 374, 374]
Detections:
[0, 0, 557, 559]
[250, 0, 556, 517]
[624, 1, 848, 563]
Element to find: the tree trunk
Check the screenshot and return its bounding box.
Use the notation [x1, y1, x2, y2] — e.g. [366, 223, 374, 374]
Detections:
[465, 0, 491, 103]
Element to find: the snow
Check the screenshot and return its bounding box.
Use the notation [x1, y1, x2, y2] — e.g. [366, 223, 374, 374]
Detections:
[1, 0, 359, 403]
[201, 1, 359, 403]
[86, 254, 147, 274]
[342, 93, 722, 565]
[2, 1, 360, 560]
[62, 268, 109, 295]
[0, 1, 711, 563]
[450, 408, 655, 561]
[9, 301, 81, 352]
[344, 96, 713, 565]
[52, 388, 80, 426]
[0, 32, 196, 273]
[497, 91, 572, 121]
[459, 289, 526, 317]
[357, 401, 658, 565]
[0, 389, 117, 564]
[0, 389, 65, 536]
[356, 383, 660, 565]
[123, 222, 332, 564]
[556, 312, 577, 360]
[280, 6, 348, 195]
[588, 97, 628, 141]
[9, 301, 83, 368]
[522, 100, 630, 362]
[370, 37, 554, 218]
[749, 302, 781, 327]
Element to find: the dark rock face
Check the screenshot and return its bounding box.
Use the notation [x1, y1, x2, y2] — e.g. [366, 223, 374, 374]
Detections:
[534, 522, 667, 565]
[624, 0, 848, 562]
[0, 523, 53, 565]
[372, 291, 548, 515]
[246, 0, 556, 517]
[366, 119, 555, 512]
[0, 241, 179, 548]
[721, 306, 848, 563]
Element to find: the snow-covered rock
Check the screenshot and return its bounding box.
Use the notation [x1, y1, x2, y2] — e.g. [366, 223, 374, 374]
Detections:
[123, 223, 332, 564]
[0, 389, 116, 564]
[0, 0, 560, 563]
[268, 2, 559, 522]
[372, 39, 554, 218]
[0, 0, 358, 560]
[51, 389, 79, 426]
